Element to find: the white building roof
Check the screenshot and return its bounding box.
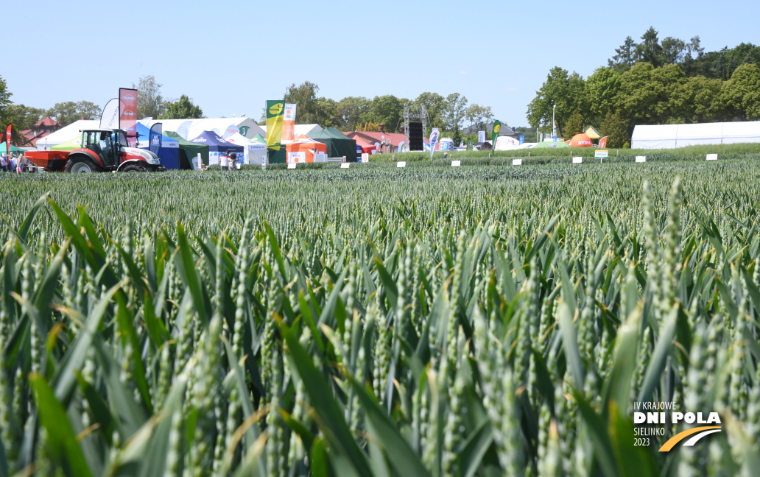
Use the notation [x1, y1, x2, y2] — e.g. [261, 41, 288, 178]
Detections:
[258, 124, 323, 137]
[35, 120, 99, 150]
[147, 118, 265, 140]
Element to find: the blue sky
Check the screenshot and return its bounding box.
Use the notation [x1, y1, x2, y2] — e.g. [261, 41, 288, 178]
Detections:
[4, 0, 759, 127]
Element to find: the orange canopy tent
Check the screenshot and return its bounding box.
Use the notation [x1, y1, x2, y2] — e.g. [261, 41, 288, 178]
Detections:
[285, 135, 328, 163]
[569, 133, 593, 147]
[354, 135, 377, 154]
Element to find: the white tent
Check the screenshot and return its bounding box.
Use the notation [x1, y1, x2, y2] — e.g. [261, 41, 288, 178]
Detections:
[258, 124, 323, 137]
[148, 118, 265, 140]
[495, 136, 520, 150]
[225, 133, 267, 164]
[632, 121, 760, 149]
[35, 120, 99, 150]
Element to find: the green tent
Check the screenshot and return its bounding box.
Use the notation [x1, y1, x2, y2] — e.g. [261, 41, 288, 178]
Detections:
[164, 131, 209, 168]
[1, 142, 24, 153]
[532, 141, 570, 149]
[251, 134, 266, 144]
[307, 127, 357, 161]
[51, 135, 83, 151]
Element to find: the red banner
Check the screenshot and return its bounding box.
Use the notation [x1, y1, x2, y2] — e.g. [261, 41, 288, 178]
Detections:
[119, 88, 138, 146]
[599, 136, 608, 149]
[5, 124, 11, 155]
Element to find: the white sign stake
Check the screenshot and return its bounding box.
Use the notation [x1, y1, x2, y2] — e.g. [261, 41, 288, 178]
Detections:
[341, 163, 350, 169]
[397, 161, 406, 168]
[572, 157, 583, 164]
[635, 156, 646, 163]
[451, 160, 460, 167]
[287, 163, 296, 169]
[512, 159, 522, 166]
[706, 154, 718, 161]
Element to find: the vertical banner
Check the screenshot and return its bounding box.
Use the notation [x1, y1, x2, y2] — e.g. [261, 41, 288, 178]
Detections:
[119, 88, 138, 146]
[5, 124, 11, 155]
[223, 124, 240, 139]
[149, 123, 162, 157]
[429, 128, 440, 160]
[478, 131, 485, 143]
[519, 135, 525, 145]
[599, 136, 608, 149]
[99, 99, 120, 130]
[266, 100, 285, 151]
[282, 104, 296, 141]
[491, 121, 501, 149]
[176, 120, 193, 140]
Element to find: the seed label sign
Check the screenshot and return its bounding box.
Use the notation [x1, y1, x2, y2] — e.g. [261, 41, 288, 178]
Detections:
[706, 154, 718, 161]
[287, 163, 296, 169]
[451, 160, 460, 167]
[512, 159, 522, 166]
[636, 156, 647, 163]
[573, 157, 583, 164]
[595, 150, 609, 159]
[397, 161, 406, 168]
[341, 163, 350, 169]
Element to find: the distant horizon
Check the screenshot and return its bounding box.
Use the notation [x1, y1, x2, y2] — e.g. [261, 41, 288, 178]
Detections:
[4, 0, 758, 127]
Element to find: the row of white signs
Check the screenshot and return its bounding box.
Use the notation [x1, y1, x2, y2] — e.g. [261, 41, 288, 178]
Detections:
[286, 154, 720, 170]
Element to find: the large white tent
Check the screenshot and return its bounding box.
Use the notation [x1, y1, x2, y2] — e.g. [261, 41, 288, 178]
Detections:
[148, 118, 265, 141]
[35, 120, 99, 150]
[225, 133, 267, 164]
[632, 121, 760, 149]
[258, 124, 322, 137]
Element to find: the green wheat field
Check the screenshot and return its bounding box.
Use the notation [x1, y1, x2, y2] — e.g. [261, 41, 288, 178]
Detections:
[0, 157, 759, 477]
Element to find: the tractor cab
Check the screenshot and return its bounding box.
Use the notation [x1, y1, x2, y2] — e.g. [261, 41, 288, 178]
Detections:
[81, 129, 128, 167]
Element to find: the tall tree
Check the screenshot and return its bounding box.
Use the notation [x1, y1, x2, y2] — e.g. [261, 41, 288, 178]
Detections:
[661, 37, 685, 65]
[526, 67, 586, 136]
[564, 110, 584, 138]
[366, 95, 405, 132]
[411, 92, 447, 129]
[637, 27, 664, 67]
[284, 82, 320, 123]
[600, 111, 630, 147]
[133, 75, 166, 119]
[722, 63, 760, 120]
[465, 104, 493, 132]
[608, 36, 638, 72]
[617, 62, 686, 125]
[336, 96, 370, 130]
[161, 95, 204, 119]
[584, 67, 622, 126]
[443, 93, 468, 138]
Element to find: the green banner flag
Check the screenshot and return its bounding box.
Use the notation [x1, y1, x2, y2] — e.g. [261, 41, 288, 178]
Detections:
[491, 120, 501, 150]
[266, 100, 285, 151]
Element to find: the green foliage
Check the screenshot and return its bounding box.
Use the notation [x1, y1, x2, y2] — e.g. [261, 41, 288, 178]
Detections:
[161, 95, 204, 120]
[526, 67, 586, 136]
[45, 101, 100, 126]
[721, 64, 760, 120]
[1, 159, 760, 476]
[564, 110, 584, 138]
[133, 75, 166, 119]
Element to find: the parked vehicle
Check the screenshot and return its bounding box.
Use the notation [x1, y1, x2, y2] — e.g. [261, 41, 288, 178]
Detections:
[26, 129, 165, 172]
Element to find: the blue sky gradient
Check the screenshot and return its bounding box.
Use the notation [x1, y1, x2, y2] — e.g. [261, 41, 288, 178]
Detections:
[4, 0, 759, 126]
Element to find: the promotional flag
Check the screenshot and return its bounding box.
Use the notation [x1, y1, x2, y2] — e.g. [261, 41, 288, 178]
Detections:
[223, 124, 239, 139]
[266, 100, 285, 151]
[429, 128, 440, 160]
[478, 131, 485, 143]
[176, 120, 193, 140]
[5, 124, 11, 155]
[491, 121, 501, 149]
[519, 135, 525, 145]
[282, 103, 296, 141]
[99, 99, 120, 130]
[149, 123, 163, 157]
[599, 136, 608, 148]
[239, 126, 250, 137]
[119, 88, 138, 146]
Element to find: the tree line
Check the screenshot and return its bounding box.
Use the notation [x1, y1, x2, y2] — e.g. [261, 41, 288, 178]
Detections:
[527, 27, 760, 147]
[0, 75, 203, 146]
[277, 82, 496, 144]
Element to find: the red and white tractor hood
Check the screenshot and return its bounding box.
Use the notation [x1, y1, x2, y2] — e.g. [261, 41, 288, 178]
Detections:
[123, 147, 161, 165]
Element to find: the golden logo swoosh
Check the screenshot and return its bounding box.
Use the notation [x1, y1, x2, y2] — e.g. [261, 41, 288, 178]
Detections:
[658, 426, 721, 452]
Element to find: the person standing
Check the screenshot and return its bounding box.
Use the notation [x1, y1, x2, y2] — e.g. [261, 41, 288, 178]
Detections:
[229, 152, 237, 171]
[0, 153, 7, 172]
[9, 154, 17, 173]
[220, 150, 229, 171]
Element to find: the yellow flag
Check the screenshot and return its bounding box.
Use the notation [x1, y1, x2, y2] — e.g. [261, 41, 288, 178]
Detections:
[266, 100, 285, 151]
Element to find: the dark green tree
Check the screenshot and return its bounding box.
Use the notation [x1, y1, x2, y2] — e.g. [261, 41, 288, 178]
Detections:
[608, 36, 638, 72]
[45, 101, 100, 126]
[636, 27, 664, 67]
[133, 75, 166, 119]
[161, 95, 204, 119]
[336, 96, 370, 130]
[600, 111, 630, 148]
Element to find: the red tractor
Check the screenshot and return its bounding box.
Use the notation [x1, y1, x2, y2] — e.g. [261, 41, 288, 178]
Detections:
[27, 128, 165, 172]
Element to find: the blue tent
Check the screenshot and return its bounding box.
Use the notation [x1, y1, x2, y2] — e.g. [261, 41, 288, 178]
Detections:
[189, 130, 244, 165]
[136, 122, 181, 170]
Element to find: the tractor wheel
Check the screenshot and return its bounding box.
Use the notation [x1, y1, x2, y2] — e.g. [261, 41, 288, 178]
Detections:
[65, 156, 101, 173]
[121, 163, 148, 172]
